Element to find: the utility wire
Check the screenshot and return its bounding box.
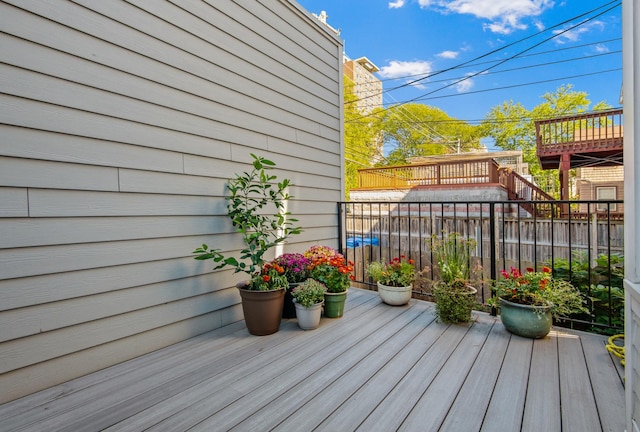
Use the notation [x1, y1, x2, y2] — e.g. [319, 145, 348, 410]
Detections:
[349, 38, 622, 86]
[345, 0, 620, 105]
[399, 2, 621, 107]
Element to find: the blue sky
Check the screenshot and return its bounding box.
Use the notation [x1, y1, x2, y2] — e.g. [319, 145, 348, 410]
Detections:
[296, 0, 622, 126]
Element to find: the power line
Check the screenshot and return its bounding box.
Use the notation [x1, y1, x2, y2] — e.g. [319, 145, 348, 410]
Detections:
[345, 0, 620, 106]
[349, 106, 622, 126]
[363, 50, 619, 88]
[411, 68, 621, 103]
[355, 38, 622, 86]
[400, 2, 621, 106]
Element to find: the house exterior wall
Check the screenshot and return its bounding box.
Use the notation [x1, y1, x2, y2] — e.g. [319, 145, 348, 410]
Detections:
[576, 166, 625, 213]
[623, 0, 640, 430]
[0, 0, 343, 403]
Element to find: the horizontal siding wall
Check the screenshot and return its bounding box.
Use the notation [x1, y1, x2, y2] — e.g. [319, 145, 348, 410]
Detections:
[0, 0, 343, 403]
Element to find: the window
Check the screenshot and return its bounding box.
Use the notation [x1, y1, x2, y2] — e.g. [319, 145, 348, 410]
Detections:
[596, 186, 617, 211]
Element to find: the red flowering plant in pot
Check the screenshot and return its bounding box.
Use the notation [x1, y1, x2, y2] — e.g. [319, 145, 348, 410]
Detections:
[304, 246, 354, 318]
[492, 266, 588, 338]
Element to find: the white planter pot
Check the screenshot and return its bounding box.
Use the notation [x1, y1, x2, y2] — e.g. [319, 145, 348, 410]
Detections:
[377, 282, 412, 306]
[293, 301, 323, 330]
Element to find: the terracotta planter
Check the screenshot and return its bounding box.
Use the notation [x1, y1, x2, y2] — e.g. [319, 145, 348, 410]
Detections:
[324, 290, 348, 318]
[293, 301, 323, 330]
[238, 287, 285, 336]
[377, 282, 412, 306]
[499, 297, 553, 339]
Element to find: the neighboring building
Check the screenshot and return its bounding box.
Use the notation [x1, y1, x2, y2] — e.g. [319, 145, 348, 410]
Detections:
[576, 166, 625, 214]
[0, 1, 343, 404]
[343, 57, 383, 114]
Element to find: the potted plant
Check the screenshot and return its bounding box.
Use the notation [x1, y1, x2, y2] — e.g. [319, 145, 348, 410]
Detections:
[366, 255, 416, 305]
[291, 278, 327, 330]
[274, 252, 311, 318]
[430, 232, 479, 323]
[304, 246, 354, 318]
[192, 154, 302, 336]
[492, 266, 588, 338]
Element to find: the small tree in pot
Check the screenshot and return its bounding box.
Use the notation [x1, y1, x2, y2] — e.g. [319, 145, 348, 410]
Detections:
[193, 154, 303, 335]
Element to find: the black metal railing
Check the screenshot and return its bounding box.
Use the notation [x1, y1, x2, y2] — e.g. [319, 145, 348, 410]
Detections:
[338, 200, 624, 334]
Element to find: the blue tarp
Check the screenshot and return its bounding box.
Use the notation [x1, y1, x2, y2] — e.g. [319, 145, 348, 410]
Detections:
[346, 236, 380, 248]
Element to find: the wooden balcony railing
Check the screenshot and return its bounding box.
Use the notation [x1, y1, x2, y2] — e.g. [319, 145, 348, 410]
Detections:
[498, 168, 558, 217]
[535, 108, 623, 163]
[356, 158, 557, 217]
[357, 158, 500, 189]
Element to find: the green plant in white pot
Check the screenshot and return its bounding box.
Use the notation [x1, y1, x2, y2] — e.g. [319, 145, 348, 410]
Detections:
[193, 154, 303, 335]
[291, 278, 326, 330]
[366, 256, 416, 306]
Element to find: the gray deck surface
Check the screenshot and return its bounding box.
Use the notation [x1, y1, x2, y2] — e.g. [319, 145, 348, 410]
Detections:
[0, 288, 625, 432]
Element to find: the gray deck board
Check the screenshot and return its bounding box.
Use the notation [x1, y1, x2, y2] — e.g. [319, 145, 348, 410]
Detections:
[0, 288, 625, 432]
[481, 335, 533, 431]
[559, 330, 601, 432]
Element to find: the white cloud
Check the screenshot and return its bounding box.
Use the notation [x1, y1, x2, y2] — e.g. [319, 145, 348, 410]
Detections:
[431, 0, 554, 34]
[388, 0, 405, 8]
[593, 43, 609, 53]
[378, 60, 433, 80]
[553, 20, 605, 44]
[454, 73, 476, 93]
[437, 50, 459, 59]
[534, 20, 545, 31]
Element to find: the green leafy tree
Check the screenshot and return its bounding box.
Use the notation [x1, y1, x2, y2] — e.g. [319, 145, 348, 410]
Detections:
[343, 76, 382, 198]
[381, 103, 482, 166]
[482, 85, 611, 196]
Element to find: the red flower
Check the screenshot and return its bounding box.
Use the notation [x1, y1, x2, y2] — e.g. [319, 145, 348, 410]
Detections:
[262, 275, 270, 282]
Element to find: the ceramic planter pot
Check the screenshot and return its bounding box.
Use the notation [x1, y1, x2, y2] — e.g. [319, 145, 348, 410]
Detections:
[499, 297, 553, 339]
[323, 290, 348, 318]
[293, 301, 323, 330]
[238, 287, 285, 336]
[377, 282, 412, 306]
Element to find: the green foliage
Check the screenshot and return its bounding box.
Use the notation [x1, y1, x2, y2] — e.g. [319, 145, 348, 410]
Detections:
[551, 252, 624, 332]
[381, 104, 482, 165]
[430, 232, 477, 284]
[366, 256, 416, 287]
[192, 154, 303, 287]
[343, 76, 382, 198]
[433, 282, 476, 324]
[482, 84, 612, 196]
[291, 279, 327, 308]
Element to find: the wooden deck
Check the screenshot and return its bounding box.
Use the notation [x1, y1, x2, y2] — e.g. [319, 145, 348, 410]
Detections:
[0, 288, 625, 432]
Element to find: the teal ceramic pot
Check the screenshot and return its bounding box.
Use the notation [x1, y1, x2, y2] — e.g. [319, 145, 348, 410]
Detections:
[499, 297, 552, 339]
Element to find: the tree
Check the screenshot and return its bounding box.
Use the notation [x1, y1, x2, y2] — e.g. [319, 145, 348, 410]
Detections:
[343, 76, 382, 198]
[381, 103, 482, 166]
[482, 84, 611, 196]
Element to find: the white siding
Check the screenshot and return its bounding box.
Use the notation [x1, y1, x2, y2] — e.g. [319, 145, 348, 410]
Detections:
[0, 0, 343, 403]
